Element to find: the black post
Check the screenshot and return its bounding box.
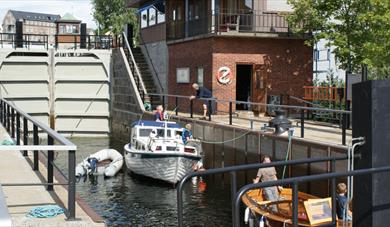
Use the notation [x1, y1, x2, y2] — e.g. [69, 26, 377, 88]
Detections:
[162, 96, 166, 110]
[47, 135, 54, 191]
[230, 172, 237, 225]
[80, 23, 87, 49]
[175, 97, 179, 116]
[6, 105, 10, 132]
[300, 109, 304, 138]
[68, 150, 76, 220]
[0, 100, 3, 124]
[16, 113, 20, 145]
[190, 99, 193, 118]
[342, 113, 347, 145]
[33, 125, 39, 171]
[208, 100, 212, 121]
[11, 109, 15, 138]
[150, 95, 154, 110]
[229, 101, 232, 125]
[292, 182, 299, 227]
[23, 117, 28, 156]
[15, 21, 23, 48]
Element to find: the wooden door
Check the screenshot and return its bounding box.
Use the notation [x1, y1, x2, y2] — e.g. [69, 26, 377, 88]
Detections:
[252, 64, 268, 114]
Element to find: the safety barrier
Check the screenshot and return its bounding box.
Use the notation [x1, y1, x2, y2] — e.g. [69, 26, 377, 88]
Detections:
[0, 98, 77, 220]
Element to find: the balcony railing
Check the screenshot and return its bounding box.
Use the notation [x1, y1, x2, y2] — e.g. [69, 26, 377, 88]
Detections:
[167, 10, 298, 41]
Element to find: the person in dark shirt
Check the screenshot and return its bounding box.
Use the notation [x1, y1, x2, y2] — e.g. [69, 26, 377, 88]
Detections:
[190, 83, 213, 119]
[154, 105, 164, 121]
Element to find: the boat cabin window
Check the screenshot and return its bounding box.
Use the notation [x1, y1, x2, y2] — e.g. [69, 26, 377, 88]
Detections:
[156, 129, 171, 138]
[139, 128, 153, 137]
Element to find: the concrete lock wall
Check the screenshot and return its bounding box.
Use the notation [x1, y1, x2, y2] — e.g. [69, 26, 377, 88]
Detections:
[0, 48, 111, 136]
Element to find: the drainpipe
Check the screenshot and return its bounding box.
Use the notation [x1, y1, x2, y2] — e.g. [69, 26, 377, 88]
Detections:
[185, 0, 189, 38]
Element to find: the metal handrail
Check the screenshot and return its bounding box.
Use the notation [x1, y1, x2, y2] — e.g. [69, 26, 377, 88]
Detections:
[147, 93, 350, 145]
[0, 98, 77, 220]
[1, 99, 75, 147]
[233, 165, 390, 227]
[177, 155, 348, 227]
[147, 93, 352, 114]
[122, 32, 148, 96]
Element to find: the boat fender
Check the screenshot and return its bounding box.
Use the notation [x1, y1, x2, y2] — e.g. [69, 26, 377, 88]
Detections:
[244, 207, 250, 224]
[259, 216, 265, 227]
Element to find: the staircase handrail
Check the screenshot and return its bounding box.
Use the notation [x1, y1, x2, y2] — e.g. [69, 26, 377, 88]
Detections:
[122, 32, 148, 96]
[139, 34, 164, 93]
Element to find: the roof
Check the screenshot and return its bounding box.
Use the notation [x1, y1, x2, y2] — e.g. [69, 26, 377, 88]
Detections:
[57, 13, 81, 23]
[131, 120, 182, 129]
[9, 10, 60, 22]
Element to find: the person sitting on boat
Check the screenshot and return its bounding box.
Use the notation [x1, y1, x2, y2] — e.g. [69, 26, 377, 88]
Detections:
[182, 124, 193, 144]
[154, 105, 164, 121]
[253, 155, 281, 211]
[336, 183, 352, 221]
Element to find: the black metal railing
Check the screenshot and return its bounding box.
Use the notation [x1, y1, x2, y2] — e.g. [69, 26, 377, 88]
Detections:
[54, 34, 113, 50]
[146, 93, 351, 145]
[0, 99, 77, 220]
[166, 10, 303, 41]
[233, 165, 390, 227]
[0, 33, 49, 50]
[177, 155, 348, 227]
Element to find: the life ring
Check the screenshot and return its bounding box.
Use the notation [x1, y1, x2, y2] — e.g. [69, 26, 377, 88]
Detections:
[216, 66, 232, 85]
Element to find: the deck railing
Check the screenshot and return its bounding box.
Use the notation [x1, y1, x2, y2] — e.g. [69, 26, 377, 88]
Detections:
[167, 10, 304, 41]
[0, 99, 77, 220]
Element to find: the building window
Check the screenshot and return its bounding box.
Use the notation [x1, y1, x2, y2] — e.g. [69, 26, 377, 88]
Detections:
[197, 67, 204, 86]
[59, 24, 79, 34]
[140, 1, 165, 29]
[176, 68, 190, 83]
[141, 10, 148, 28]
[148, 7, 156, 26]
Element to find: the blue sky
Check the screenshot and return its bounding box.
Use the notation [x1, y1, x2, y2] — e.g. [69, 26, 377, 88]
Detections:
[0, 0, 96, 28]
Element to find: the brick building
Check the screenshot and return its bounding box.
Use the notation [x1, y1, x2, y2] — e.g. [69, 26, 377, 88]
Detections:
[126, 0, 313, 113]
[2, 10, 60, 44]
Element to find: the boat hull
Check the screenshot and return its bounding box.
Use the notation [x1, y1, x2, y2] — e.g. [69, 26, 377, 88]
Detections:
[124, 145, 201, 184]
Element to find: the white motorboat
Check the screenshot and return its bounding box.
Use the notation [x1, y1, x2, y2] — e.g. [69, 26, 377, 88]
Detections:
[124, 120, 202, 184]
[75, 149, 123, 177]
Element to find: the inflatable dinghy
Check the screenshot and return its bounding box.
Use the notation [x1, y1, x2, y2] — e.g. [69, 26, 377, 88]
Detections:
[76, 149, 123, 177]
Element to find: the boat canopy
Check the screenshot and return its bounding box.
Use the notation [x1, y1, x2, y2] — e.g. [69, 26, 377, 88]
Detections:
[131, 120, 182, 129]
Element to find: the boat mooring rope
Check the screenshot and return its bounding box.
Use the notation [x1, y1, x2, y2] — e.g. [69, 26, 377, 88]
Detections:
[282, 129, 294, 179]
[199, 131, 252, 144]
[27, 205, 64, 218]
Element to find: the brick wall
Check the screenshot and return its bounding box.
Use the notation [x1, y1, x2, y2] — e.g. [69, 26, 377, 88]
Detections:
[168, 36, 313, 114]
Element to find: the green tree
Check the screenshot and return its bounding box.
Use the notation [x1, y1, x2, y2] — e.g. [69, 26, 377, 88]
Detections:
[287, 0, 390, 75]
[91, 0, 138, 36]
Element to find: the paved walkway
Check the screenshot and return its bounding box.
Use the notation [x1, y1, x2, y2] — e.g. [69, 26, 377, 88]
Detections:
[171, 111, 351, 146]
[0, 126, 105, 227]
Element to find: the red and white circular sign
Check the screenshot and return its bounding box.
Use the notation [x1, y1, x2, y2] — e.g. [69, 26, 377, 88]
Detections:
[216, 66, 232, 85]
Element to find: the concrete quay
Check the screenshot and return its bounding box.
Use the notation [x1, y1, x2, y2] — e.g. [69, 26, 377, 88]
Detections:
[0, 126, 105, 227]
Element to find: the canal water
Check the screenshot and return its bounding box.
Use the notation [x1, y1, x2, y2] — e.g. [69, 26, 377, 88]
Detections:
[55, 137, 234, 226]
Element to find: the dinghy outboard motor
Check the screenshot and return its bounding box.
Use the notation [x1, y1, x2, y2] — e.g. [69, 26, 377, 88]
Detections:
[268, 109, 292, 135]
[87, 157, 99, 175]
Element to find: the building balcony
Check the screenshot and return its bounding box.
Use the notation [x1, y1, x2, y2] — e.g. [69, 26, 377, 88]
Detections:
[166, 10, 306, 42]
